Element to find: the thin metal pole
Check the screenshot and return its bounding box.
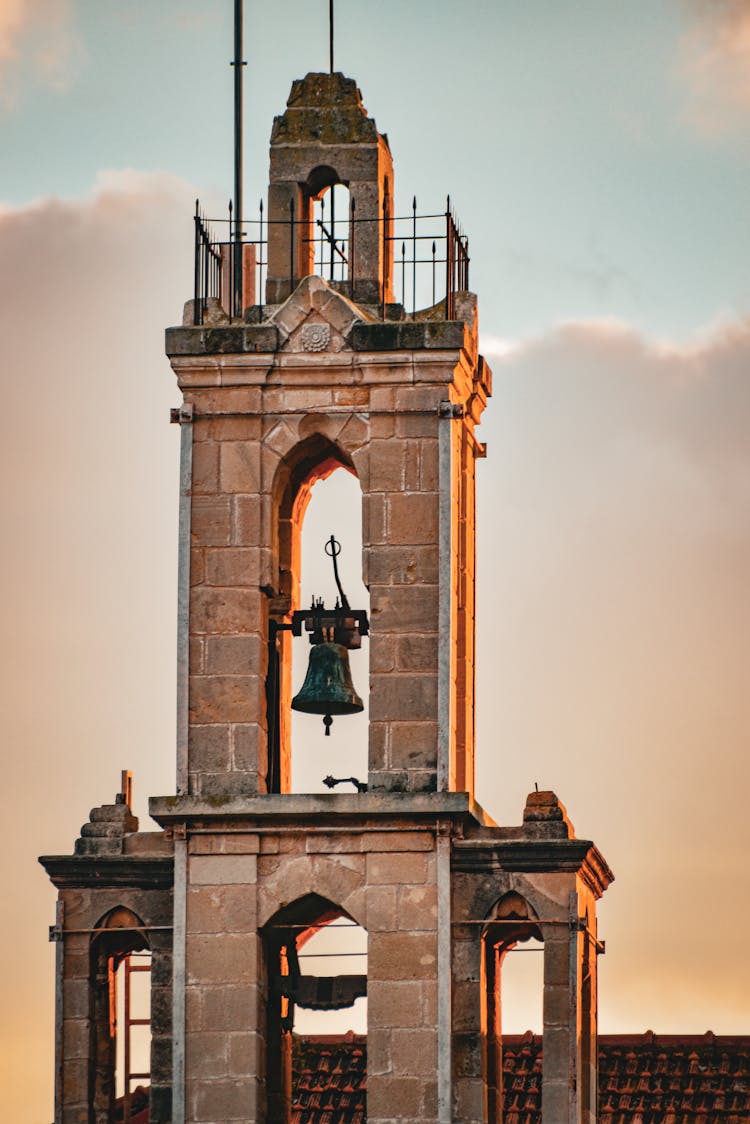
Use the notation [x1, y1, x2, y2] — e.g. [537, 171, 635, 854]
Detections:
[412, 195, 417, 315]
[259, 197, 264, 305]
[232, 0, 245, 317]
[228, 198, 234, 319]
[349, 196, 356, 299]
[330, 188, 336, 282]
[193, 200, 200, 326]
[445, 195, 452, 319]
[329, 0, 334, 73]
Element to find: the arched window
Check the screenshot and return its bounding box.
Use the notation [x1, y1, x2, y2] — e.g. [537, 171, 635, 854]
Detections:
[263, 894, 368, 1123]
[482, 893, 543, 1122]
[292, 466, 369, 793]
[303, 165, 353, 286]
[311, 183, 352, 284]
[90, 907, 152, 1124]
[269, 437, 369, 795]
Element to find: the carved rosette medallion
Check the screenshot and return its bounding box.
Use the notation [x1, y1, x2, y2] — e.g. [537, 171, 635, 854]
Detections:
[300, 323, 331, 352]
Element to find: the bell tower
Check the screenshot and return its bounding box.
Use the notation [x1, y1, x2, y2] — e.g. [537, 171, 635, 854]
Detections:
[41, 70, 613, 1124]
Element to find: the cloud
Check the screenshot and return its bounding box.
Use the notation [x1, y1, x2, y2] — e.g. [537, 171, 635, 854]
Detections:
[680, 0, 750, 130]
[1, 166, 749, 1124]
[477, 315, 750, 1030]
[0, 169, 198, 1123]
[0, 0, 84, 110]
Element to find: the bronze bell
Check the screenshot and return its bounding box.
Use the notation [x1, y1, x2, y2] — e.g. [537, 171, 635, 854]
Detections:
[292, 642, 364, 735]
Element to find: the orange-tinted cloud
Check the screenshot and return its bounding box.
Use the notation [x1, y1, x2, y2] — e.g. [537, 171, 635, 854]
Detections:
[2, 170, 749, 1123]
[478, 317, 750, 1031]
[680, 0, 750, 130]
[0, 170, 196, 1123]
[0, 0, 83, 110]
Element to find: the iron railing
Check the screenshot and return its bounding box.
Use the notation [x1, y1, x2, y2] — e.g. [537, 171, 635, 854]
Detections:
[192, 195, 469, 326]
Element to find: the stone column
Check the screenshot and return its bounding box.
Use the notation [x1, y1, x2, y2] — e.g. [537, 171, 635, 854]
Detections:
[59, 929, 92, 1124]
[184, 838, 262, 1123]
[541, 911, 578, 1123]
[187, 403, 270, 797]
[366, 841, 440, 1124]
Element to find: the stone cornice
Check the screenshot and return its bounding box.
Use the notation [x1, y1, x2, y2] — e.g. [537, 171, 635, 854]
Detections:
[149, 790, 495, 831]
[39, 855, 174, 890]
[452, 838, 614, 899]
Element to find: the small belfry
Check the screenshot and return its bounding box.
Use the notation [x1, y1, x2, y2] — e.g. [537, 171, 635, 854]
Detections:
[40, 71, 612, 1124]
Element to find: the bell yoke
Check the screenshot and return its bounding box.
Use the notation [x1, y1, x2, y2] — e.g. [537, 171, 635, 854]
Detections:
[290, 534, 367, 735]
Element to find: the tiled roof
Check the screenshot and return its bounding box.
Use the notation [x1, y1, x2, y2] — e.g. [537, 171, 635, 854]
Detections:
[111, 1032, 750, 1123]
[291, 1031, 750, 1124]
[596, 1032, 750, 1124]
[292, 1031, 367, 1124]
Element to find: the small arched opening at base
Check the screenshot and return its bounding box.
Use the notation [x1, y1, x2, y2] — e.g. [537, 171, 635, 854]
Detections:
[263, 893, 368, 1123]
[481, 892, 543, 1123]
[90, 907, 152, 1124]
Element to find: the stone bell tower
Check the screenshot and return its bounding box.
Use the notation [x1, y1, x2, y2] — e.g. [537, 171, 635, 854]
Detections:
[41, 72, 612, 1124]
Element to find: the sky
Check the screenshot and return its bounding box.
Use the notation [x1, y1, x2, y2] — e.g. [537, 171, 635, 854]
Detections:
[1, 1, 749, 1120]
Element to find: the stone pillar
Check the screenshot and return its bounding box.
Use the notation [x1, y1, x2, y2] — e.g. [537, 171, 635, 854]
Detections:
[188, 404, 270, 797]
[149, 934, 174, 1124]
[59, 929, 91, 1124]
[541, 918, 577, 1122]
[366, 386, 442, 791]
[365, 839, 440, 1124]
[183, 835, 262, 1124]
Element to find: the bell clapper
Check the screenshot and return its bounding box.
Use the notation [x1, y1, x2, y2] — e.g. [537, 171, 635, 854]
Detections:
[323, 714, 333, 736]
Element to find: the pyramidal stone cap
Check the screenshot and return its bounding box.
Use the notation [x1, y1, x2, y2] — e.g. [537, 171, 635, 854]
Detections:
[271, 71, 381, 146]
[522, 789, 575, 838]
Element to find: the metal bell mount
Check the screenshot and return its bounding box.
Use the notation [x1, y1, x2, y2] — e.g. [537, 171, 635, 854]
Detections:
[290, 536, 369, 735]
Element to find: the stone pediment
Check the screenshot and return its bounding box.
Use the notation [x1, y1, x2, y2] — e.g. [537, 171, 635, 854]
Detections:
[270, 275, 364, 354]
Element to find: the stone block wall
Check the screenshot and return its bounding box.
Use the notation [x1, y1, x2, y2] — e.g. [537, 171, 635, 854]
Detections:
[172, 276, 490, 799]
[53, 882, 173, 1124]
[179, 817, 442, 1124]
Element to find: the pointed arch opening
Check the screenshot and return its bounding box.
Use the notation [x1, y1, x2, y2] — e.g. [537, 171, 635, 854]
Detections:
[90, 907, 152, 1124]
[268, 435, 369, 795]
[481, 892, 543, 1122]
[263, 893, 368, 1123]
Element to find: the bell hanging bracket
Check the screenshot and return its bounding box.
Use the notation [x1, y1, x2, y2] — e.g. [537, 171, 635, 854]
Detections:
[288, 536, 369, 735]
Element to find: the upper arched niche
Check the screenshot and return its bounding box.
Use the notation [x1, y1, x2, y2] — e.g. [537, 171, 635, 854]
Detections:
[484, 891, 542, 949]
[91, 905, 149, 956]
[305, 164, 345, 199]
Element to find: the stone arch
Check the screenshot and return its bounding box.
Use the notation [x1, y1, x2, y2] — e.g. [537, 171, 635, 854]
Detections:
[90, 906, 151, 1121]
[258, 857, 366, 932]
[91, 904, 150, 956]
[468, 874, 563, 934]
[262, 892, 368, 1123]
[272, 431, 356, 608]
[305, 164, 346, 199]
[481, 892, 543, 1123]
[266, 432, 363, 793]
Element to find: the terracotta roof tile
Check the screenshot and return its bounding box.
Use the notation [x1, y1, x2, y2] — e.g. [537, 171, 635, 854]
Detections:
[113, 1032, 750, 1123]
[291, 1032, 750, 1124]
